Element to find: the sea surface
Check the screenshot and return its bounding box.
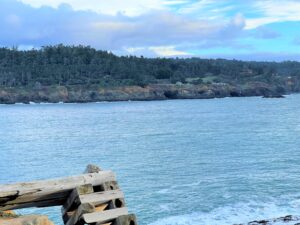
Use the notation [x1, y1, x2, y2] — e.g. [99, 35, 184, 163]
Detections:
[1, 95, 300, 225]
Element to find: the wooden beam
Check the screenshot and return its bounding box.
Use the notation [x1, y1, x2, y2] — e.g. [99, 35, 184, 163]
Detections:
[83, 207, 129, 224]
[62, 190, 124, 223]
[66, 203, 95, 225]
[80, 190, 124, 206]
[62, 184, 94, 215]
[102, 181, 119, 191]
[0, 171, 116, 211]
[94, 180, 124, 210]
[113, 214, 137, 225]
[62, 184, 94, 223]
[62, 189, 123, 217]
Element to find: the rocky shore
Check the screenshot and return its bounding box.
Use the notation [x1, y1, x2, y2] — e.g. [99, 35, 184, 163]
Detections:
[0, 82, 291, 104]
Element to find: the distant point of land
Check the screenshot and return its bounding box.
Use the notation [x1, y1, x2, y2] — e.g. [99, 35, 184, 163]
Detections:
[0, 45, 299, 104]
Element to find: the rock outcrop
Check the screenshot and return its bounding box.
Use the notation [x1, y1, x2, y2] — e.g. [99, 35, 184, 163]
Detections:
[234, 215, 300, 225]
[0, 82, 289, 104]
[0, 212, 54, 225]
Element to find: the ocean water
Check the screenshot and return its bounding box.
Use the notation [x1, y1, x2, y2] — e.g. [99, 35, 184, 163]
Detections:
[1, 95, 300, 225]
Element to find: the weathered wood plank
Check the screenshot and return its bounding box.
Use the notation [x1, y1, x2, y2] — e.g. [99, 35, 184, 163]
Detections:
[83, 207, 129, 224]
[80, 190, 124, 205]
[94, 180, 125, 210]
[113, 214, 137, 225]
[0, 198, 67, 211]
[0, 171, 116, 210]
[62, 211, 75, 224]
[62, 190, 124, 221]
[102, 181, 120, 191]
[62, 184, 94, 223]
[64, 205, 112, 224]
[62, 184, 94, 215]
[66, 203, 95, 225]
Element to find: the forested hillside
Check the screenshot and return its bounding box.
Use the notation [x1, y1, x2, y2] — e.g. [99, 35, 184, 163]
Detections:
[1, 45, 300, 88]
[0, 45, 300, 103]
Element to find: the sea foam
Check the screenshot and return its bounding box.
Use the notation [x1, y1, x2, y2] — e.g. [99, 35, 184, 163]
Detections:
[148, 200, 300, 225]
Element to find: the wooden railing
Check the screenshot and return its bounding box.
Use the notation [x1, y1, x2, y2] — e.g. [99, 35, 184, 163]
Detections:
[0, 165, 137, 225]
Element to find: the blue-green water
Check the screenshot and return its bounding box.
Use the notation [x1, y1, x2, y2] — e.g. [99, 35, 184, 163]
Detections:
[1, 95, 300, 225]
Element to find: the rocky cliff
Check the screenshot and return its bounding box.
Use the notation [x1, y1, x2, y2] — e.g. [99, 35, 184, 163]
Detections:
[0, 82, 290, 104]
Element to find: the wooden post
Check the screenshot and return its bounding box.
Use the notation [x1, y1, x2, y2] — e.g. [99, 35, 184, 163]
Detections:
[65, 203, 95, 225]
[62, 184, 94, 223]
[113, 214, 138, 225]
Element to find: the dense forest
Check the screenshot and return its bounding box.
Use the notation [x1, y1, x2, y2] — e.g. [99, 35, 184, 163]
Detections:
[0, 44, 300, 88]
[0, 45, 300, 103]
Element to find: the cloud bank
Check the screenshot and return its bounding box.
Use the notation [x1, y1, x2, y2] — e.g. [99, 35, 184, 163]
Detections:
[0, 0, 246, 56]
[0, 0, 300, 59]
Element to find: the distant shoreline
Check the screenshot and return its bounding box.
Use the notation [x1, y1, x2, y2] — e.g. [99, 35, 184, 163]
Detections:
[1, 46, 300, 105]
[0, 83, 291, 104]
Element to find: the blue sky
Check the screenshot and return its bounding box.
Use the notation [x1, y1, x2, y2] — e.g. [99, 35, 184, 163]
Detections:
[1, 0, 300, 60]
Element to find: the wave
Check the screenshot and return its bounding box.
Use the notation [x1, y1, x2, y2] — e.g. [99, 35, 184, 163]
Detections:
[148, 199, 300, 225]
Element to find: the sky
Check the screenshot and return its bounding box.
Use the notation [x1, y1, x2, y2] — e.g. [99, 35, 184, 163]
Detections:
[1, 0, 300, 61]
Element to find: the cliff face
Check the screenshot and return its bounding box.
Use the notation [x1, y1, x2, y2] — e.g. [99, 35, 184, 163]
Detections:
[0, 82, 291, 104]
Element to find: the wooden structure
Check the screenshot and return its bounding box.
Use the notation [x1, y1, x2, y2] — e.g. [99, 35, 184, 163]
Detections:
[0, 165, 137, 225]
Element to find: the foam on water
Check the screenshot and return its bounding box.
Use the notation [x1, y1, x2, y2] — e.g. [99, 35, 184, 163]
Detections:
[156, 181, 202, 194]
[149, 199, 300, 225]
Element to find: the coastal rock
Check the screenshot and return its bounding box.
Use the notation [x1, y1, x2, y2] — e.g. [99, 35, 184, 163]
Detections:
[262, 93, 285, 98]
[0, 214, 54, 225]
[234, 215, 300, 225]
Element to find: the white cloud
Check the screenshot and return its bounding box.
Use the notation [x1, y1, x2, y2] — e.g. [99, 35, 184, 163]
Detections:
[177, 0, 234, 21]
[245, 0, 300, 29]
[163, 0, 189, 5]
[124, 46, 190, 57]
[245, 17, 280, 30]
[1, 1, 246, 57]
[18, 0, 168, 16]
[125, 47, 146, 54]
[149, 46, 190, 56]
[178, 0, 218, 14]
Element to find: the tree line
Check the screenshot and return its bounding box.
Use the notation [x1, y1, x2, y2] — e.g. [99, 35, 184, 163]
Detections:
[0, 45, 299, 88]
